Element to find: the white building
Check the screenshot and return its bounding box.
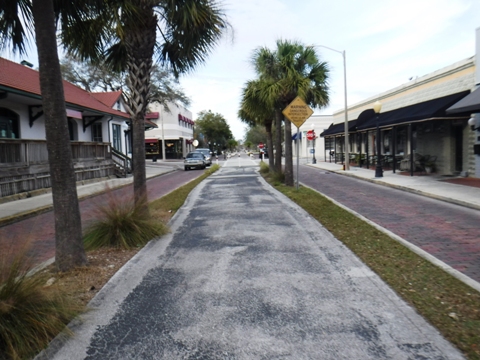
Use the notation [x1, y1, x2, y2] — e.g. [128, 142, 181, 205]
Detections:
[292, 114, 333, 162]
[145, 102, 194, 160]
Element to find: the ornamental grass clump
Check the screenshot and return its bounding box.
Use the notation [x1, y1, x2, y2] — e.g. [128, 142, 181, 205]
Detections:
[259, 161, 269, 174]
[0, 248, 79, 360]
[83, 192, 168, 250]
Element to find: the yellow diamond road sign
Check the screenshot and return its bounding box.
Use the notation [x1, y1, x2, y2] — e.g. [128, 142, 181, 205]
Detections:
[282, 96, 314, 128]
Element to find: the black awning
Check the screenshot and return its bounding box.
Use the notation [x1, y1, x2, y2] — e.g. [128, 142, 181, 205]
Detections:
[320, 120, 357, 137]
[357, 91, 469, 131]
[321, 123, 340, 137]
[292, 131, 302, 140]
[355, 108, 376, 128]
[446, 87, 480, 115]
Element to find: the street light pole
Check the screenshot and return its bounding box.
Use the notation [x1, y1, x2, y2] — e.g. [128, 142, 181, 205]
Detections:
[309, 44, 350, 171]
[373, 100, 383, 178]
[161, 108, 165, 161]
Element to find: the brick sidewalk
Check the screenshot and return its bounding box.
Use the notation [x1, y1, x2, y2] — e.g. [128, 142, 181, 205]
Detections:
[299, 165, 480, 284]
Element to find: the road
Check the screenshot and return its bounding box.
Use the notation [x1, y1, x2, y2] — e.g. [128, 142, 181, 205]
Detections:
[297, 165, 480, 283]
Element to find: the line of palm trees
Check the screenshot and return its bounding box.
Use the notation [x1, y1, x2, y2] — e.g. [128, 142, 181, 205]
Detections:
[239, 40, 330, 186]
[1, 0, 230, 271]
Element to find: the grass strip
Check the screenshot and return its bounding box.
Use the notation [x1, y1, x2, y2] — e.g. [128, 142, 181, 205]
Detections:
[262, 172, 480, 359]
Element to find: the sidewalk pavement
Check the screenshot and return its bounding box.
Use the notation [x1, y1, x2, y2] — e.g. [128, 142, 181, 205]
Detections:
[303, 160, 480, 211]
[0, 163, 178, 226]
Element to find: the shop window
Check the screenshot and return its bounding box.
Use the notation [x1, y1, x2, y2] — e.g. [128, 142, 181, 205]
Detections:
[396, 127, 407, 154]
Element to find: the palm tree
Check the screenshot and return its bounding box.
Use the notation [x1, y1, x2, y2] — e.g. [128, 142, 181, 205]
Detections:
[252, 47, 284, 174]
[0, 0, 88, 271]
[239, 80, 275, 169]
[252, 40, 330, 186]
[62, 0, 230, 207]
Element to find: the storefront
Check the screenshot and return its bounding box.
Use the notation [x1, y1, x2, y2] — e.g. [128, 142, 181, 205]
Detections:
[145, 138, 184, 159]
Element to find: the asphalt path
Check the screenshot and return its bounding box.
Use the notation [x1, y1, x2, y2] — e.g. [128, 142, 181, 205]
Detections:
[297, 165, 480, 283]
[38, 155, 464, 359]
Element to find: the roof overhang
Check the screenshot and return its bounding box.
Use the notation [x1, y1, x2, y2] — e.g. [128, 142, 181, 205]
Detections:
[446, 87, 480, 115]
[356, 91, 470, 131]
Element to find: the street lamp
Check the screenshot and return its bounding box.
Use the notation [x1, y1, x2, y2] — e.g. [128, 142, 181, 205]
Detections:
[311, 123, 317, 164]
[468, 116, 480, 131]
[160, 108, 165, 160]
[373, 100, 383, 178]
[309, 44, 349, 170]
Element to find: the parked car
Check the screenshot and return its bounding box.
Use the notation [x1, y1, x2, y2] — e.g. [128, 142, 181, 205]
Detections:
[184, 152, 206, 170]
[194, 148, 212, 166]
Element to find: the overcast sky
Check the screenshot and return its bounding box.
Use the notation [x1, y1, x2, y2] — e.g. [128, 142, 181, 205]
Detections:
[3, 0, 479, 140]
[179, 0, 480, 139]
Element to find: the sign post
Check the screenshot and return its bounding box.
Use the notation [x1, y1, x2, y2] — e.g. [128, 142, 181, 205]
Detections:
[306, 130, 316, 164]
[282, 96, 314, 190]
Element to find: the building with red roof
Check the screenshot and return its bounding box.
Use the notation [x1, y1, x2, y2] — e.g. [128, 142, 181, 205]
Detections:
[0, 57, 158, 197]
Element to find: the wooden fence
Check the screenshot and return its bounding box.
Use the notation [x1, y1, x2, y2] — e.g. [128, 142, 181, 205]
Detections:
[0, 139, 115, 198]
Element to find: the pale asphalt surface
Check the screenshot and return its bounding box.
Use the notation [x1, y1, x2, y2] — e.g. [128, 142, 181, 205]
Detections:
[37, 155, 464, 359]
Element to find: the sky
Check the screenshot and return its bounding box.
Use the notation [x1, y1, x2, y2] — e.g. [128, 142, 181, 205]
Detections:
[3, 0, 479, 140]
[178, 0, 480, 139]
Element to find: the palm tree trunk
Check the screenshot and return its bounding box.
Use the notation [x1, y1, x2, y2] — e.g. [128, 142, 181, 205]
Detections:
[123, 1, 156, 208]
[32, 0, 86, 271]
[265, 120, 274, 169]
[284, 116, 294, 186]
[274, 109, 283, 173]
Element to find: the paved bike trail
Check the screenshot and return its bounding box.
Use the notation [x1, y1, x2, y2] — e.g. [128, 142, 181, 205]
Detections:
[37, 160, 464, 359]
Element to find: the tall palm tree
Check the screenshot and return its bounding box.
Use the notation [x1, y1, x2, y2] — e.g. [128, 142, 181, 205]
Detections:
[0, 0, 89, 271]
[62, 0, 230, 207]
[239, 80, 275, 169]
[252, 47, 283, 174]
[252, 40, 330, 186]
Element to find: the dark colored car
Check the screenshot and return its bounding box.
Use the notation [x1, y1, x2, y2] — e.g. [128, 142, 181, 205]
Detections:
[194, 148, 213, 166]
[259, 148, 268, 159]
[184, 152, 206, 170]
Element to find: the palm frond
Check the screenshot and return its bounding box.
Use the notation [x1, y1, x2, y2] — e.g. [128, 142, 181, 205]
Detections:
[0, 0, 34, 55]
[156, 0, 231, 76]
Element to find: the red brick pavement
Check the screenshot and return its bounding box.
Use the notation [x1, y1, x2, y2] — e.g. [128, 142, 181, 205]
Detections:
[441, 177, 480, 188]
[0, 170, 203, 268]
[299, 166, 480, 283]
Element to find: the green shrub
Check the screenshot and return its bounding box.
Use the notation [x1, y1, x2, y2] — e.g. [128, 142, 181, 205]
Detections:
[0, 250, 79, 360]
[259, 161, 270, 174]
[83, 193, 168, 250]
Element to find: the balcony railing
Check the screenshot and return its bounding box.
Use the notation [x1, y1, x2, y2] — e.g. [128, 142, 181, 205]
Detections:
[0, 139, 115, 198]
